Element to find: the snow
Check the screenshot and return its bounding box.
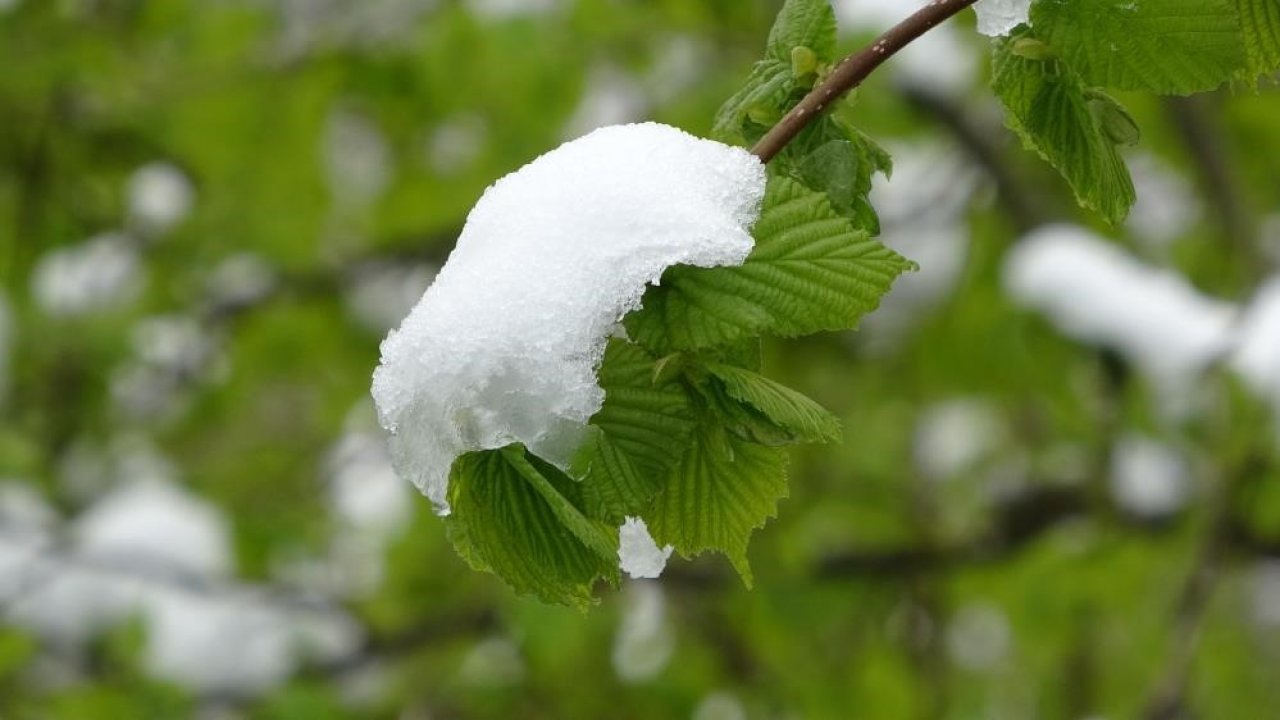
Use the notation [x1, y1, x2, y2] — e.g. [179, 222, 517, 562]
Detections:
[913, 399, 1005, 482]
[206, 253, 277, 310]
[1251, 561, 1280, 628]
[466, 0, 560, 20]
[972, 0, 1031, 37]
[458, 636, 525, 686]
[127, 162, 194, 236]
[31, 232, 143, 317]
[72, 477, 232, 579]
[371, 122, 765, 511]
[612, 580, 674, 683]
[1108, 435, 1190, 518]
[946, 602, 1012, 671]
[693, 692, 747, 720]
[1125, 153, 1200, 248]
[427, 115, 487, 175]
[1004, 225, 1238, 411]
[325, 107, 392, 207]
[0, 473, 359, 695]
[618, 517, 673, 579]
[1230, 277, 1280, 419]
[345, 260, 438, 333]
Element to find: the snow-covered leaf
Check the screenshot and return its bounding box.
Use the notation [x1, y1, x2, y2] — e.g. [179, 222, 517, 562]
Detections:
[625, 176, 914, 352]
[371, 123, 764, 511]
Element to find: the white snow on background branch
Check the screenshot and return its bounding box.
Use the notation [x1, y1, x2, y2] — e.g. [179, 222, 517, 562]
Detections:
[127, 162, 195, 237]
[1109, 435, 1191, 518]
[31, 233, 143, 317]
[371, 122, 765, 511]
[0, 473, 358, 695]
[1004, 225, 1238, 414]
[1230, 277, 1280, 415]
[972, 0, 1031, 37]
[1005, 225, 1280, 436]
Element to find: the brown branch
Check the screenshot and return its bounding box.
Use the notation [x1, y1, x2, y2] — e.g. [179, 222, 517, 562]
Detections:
[750, 0, 980, 163]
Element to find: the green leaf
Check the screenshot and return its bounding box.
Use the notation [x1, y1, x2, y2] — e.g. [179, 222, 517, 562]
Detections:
[1030, 0, 1244, 94]
[711, 60, 794, 144]
[705, 363, 842, 445]
[643, 422, 789, 585]
[991, 37, 1136, 224]
[446, 446, 618, 607]
[1236, 0, 1280, 78]
[576, 429, 659, 524]
[765, 0, 837, 65]
[499, 445, 618, 560]
[625, 176, 914, 352]
[588, 339, 696, 480]
[711, 0, 837, 144]
[781, 115, 893, 233]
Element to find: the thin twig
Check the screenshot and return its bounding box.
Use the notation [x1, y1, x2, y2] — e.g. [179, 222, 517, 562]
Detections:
[751, 0, 980, 163]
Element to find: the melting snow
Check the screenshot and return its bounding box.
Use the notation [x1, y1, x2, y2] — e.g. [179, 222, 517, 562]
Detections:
[371, 122, 765, 511]
[618, 517, 673, 580]
[1004, 225, 1237, 412]
[972, 0, 1031, 37]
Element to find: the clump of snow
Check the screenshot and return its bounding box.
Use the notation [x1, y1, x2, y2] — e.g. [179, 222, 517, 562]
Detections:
[618, 517, 673, 580]
[206, 253, 277, 310]
[127, 162, 195, 236]
[458, 636, 525, 686]
[72, 477, 232, 579]
[1125, 153, 1200, 248]
[912, 398, 1005, 482]
[1005, 225, 1238, 412]
[345, 260, 438, 334]
[1230, 277, 1280, 418]
[972, 0, 1031, 37]
[31, 232, 143, 317]
[612, 580, 674, 683]
[693, 691, 747, 720]
[371, 122, 765, 510]
[427, 115, 487, 175]
[1109, 435, 1191, 518]
[0, 472, 359, 695]
[466, 0, 560, 20]
[946, 602, 1012, 671]
[325, 106, 392, 208]
[1251, 561, 1280, 628]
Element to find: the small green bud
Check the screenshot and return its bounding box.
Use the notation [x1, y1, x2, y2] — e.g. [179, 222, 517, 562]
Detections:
[790, 45, 818, 78]
[747, 104, 782, 126]
[1010, 37, 1055, 61]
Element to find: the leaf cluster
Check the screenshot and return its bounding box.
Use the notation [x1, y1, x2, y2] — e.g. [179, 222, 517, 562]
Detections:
[445, 0, 913, 605]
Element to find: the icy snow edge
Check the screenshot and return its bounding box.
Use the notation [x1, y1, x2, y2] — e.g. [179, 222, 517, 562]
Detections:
[371, 122, 766, 513]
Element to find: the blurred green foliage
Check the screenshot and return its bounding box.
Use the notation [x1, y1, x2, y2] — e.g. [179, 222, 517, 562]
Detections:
[1, 1, 1279, 719]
